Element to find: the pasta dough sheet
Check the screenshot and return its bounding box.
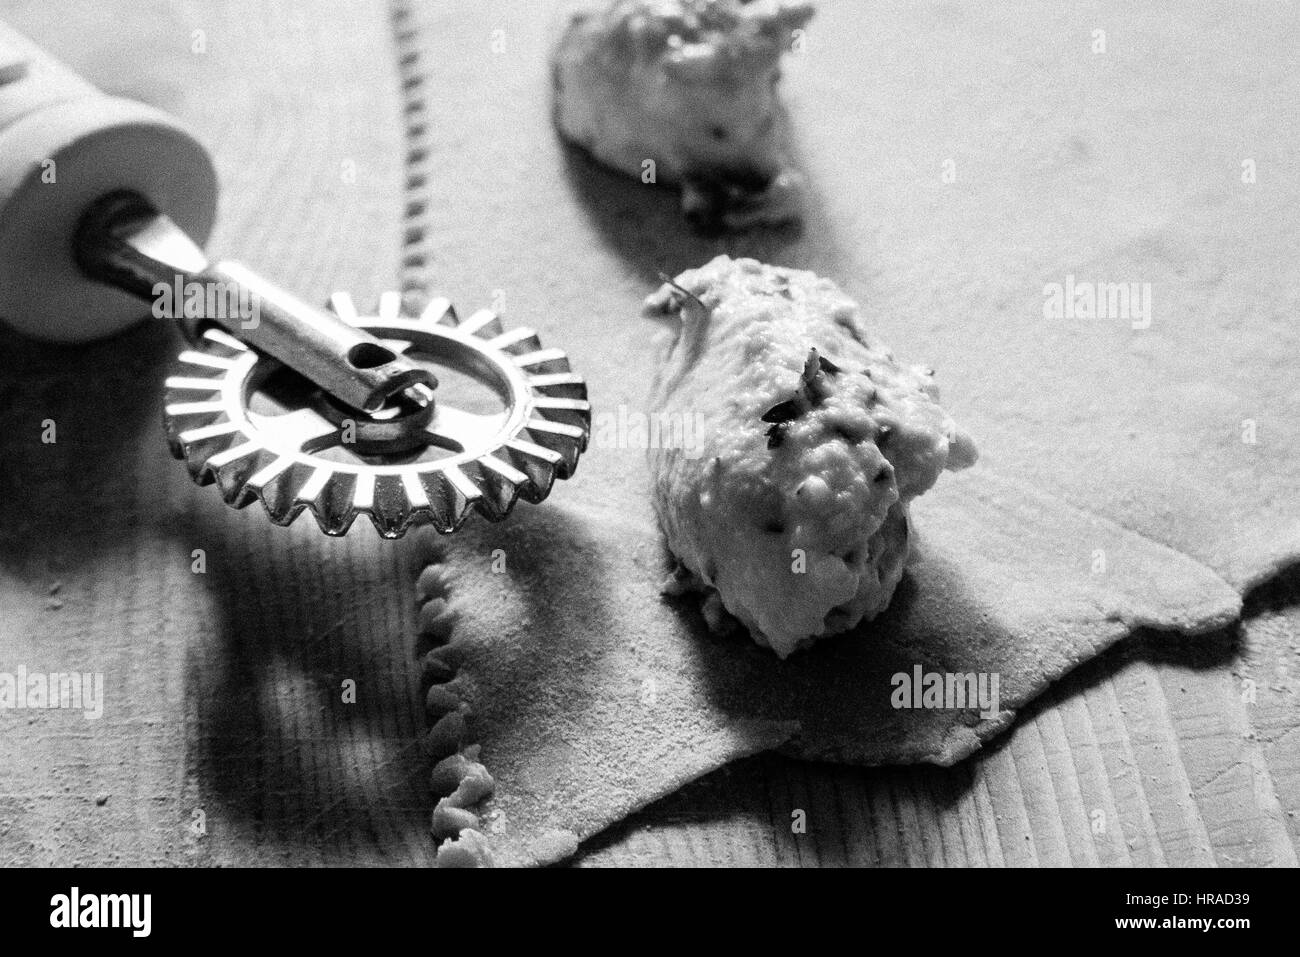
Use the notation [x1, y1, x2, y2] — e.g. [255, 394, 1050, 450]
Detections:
[417, 478, 1237, 865]
[397, 0, 1289, 866]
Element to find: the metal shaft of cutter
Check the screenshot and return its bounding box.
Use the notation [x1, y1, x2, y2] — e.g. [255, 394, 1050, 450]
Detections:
[73, 191, 436, 414]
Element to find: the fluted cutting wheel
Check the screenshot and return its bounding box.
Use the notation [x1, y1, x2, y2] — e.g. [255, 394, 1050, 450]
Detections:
[162, 291, 591, 537]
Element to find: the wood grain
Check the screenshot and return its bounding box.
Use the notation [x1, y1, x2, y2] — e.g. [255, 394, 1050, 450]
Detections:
[0, 0, 432, 867]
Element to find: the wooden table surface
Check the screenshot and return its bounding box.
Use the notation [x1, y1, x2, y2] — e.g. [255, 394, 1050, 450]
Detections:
[0, 0, 1295, 867]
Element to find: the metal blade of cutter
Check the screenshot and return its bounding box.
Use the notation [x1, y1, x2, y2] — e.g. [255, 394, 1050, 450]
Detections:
[74, 190, 437, 415]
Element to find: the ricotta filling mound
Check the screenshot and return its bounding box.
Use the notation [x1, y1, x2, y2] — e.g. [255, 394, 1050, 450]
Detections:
[551, 0, 814, 232]
[647, 255, 978, 658]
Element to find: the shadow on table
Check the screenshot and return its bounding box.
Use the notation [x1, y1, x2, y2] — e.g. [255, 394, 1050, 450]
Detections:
[179, 500, 438, 864]
[182, 496, 612, 865]
[0, 319, 173, 580]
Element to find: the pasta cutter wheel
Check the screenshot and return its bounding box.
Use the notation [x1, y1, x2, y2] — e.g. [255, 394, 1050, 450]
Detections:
[163, 292, 591, 538]
[0, 26, 589, 540]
